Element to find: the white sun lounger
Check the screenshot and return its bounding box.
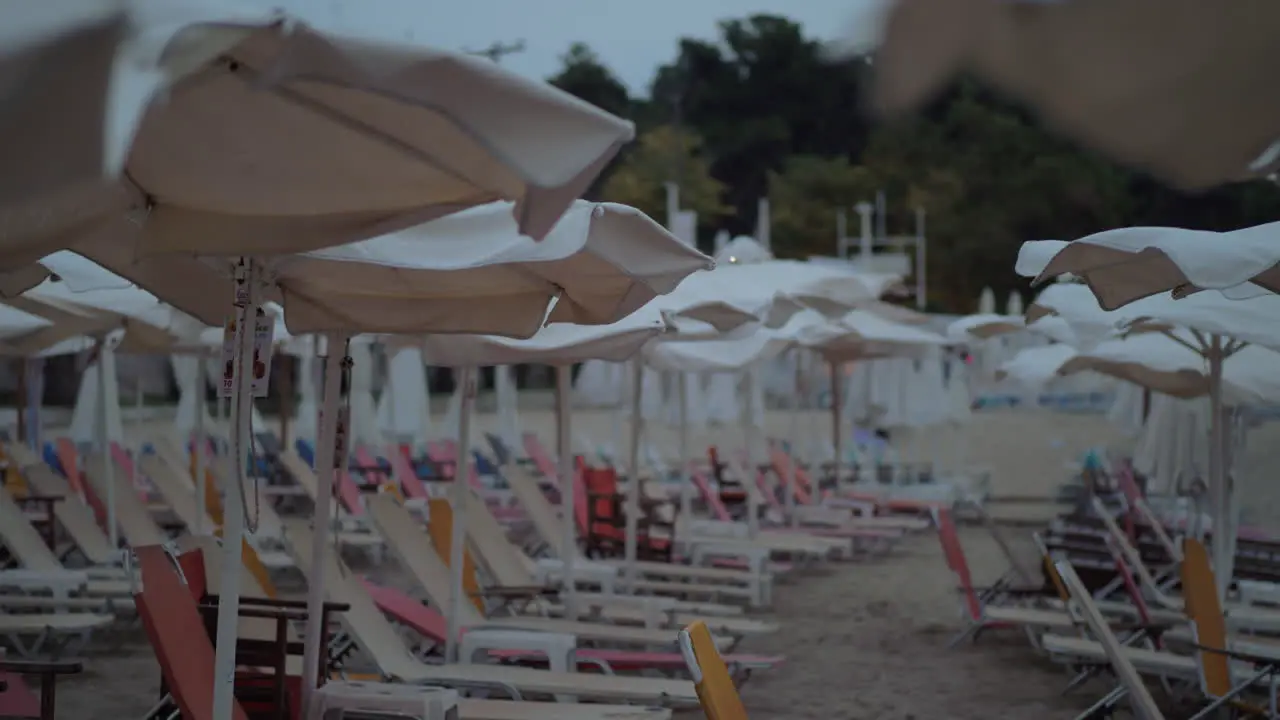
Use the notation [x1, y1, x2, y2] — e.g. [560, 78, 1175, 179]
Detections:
[6, 442, 125, 569]
[503, 466, 766, 606]
[457, 490, 773, 636]
[281, 519, 700, 706]
[358, 496, 734, 651]
[0, 610, 115, 657]
[0, 486, 135, 606]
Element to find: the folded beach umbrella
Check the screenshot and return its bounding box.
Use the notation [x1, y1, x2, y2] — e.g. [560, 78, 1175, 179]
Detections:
[1018, 223, 1280, 309]
[868, 0, 1280, 188]
[1, 0, 635, 271]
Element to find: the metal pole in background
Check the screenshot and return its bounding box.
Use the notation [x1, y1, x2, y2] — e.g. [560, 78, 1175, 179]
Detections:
[915, 207, 927, 311]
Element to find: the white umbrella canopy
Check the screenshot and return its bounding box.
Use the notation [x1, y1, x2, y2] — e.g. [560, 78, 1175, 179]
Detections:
[1006, 291, 1024, 317]
[1026, 283, 1127, 350]
[995, 343, 1079, 389]
[3, 0, 636, 271]
[658, 259, 900, 329]
[946, 313, 1024, 342]
[867, 0, 1280, 189]
[800, 309, 948, 361]
[1056, 331, 1280, 404]
[41, 201, 712, 336]
[1018, 223, 1280, 310]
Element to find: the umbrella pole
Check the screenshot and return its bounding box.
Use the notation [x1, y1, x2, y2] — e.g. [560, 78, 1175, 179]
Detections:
[679, 373, 691, 519]
[625, 360, 643, 583]
[300, 331, 348, 704]
[97, 337, 116, 549]
[1207, 336, 1231, 601]
[194, 355, 207, 536]
[788, 350, 801, 527]
[743, 369, 759, 539]
[445, 365, 477, 663]
[830, 359, 841, 498]
[211, 260, 261, 720]
[555, 365, 577, 618]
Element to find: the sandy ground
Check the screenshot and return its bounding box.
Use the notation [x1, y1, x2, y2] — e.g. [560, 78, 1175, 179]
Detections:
[25, 405, 1280, 718]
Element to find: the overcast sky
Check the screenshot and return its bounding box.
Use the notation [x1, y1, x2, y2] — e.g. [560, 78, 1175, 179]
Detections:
[273, 0, 859, 94]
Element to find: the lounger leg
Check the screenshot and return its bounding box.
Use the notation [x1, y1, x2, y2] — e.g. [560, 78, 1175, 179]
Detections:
[946, 621, 980, 649]
[1075, 685, 1127, 720]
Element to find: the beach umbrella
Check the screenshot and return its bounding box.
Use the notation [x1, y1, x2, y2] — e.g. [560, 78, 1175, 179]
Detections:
[977, 287, 997, 315]
[946, 313, 1024, 342]
[2, 1, 637, 277]
[867, 0, 1280, 189]
[995, 344, 1079, 390]
[1017, 223, 1280, 309]
[1006, 291, 1024, 318]
[1019, 275, 1280, 596]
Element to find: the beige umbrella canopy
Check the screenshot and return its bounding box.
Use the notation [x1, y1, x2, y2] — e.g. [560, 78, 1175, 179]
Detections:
[2, 1, 635, 269]
[870, 0, 1280, 189]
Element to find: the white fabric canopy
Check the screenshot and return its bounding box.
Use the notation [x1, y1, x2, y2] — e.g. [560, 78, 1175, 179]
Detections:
[4, 1, 637, 272]
[947, 313, 1024, 342]
[69, 347, 122, 443]
[1017, 222, 1280, 309]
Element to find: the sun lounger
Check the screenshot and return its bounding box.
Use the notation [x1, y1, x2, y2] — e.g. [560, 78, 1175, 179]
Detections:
[281, 519, 700, 706]
[0, 487, 134, 606]
[82, 452, 169, 550]
[362, 580, 782, 677]
[0, 611, 113, 657]
[1090, 496, 1280, 631]
[6, 442, 123, 569]
[1050, 545, 1280, 719]
[447, 490, 774, 636]
[503, 464, 766, 606]
[359, 495, 737, 651]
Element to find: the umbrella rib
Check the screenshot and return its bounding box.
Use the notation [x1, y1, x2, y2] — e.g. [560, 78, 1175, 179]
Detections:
[225, 61, 484, 191]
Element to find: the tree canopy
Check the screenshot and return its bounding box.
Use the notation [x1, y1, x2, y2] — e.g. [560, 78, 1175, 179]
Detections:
[546, 16, 1280, 311]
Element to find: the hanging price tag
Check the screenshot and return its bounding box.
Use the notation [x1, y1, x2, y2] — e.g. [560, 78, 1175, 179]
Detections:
[318, 405, 351, 468]
[219, 312, 276, 398]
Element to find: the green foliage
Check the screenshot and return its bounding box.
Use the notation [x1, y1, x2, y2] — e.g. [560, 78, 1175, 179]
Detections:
[546, 27, 1280, 311]
[600, 125, 731, 222]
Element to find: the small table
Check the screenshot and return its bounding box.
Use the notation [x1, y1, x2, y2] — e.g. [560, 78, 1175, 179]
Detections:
[0, 655, 83, 720]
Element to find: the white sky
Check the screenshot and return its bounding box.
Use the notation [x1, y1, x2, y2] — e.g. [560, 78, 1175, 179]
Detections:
[272, 0, 859, 93]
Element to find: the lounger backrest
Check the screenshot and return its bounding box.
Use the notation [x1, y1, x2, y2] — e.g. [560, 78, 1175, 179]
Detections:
[385, 446, 428, 500]
[1089, 496, 1164, 597]
[360, 578, 449, 644]
[84, 452, 168, 548]
[767, 447, 811, 505]
[690, 471, 732, 522]
[1133, 497, 1182, 562]
[1032, 533, 1072, 603]
[679, 620, 747, 720]
[364, 494, 486, 626]
[140, 454, 204, 530]
[280, 449, 321, 499]
[53, 438, 88, 498]
[1055, 560, 1163, 720]
[930, 508, 982, 621]
[426, 498, 486, 614]
[522, 433, 559, 482]
[134, 544, 250, 720]
[462, 489, 536, 588]
[1181, 538, 1233, 700]
[0, 485, 63, 571]
[280, 519, 426, 681]
[17, 450, 117, 565]
[503, 465, 569, 557]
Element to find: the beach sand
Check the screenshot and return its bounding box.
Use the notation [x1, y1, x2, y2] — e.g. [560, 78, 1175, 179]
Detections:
[34, 405, 1280, 718]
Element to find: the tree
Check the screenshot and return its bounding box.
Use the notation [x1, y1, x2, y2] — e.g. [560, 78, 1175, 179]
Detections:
[547, 43, 633, 119]
[600, 125, 730, 223]
[651, 16, 872, 235]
